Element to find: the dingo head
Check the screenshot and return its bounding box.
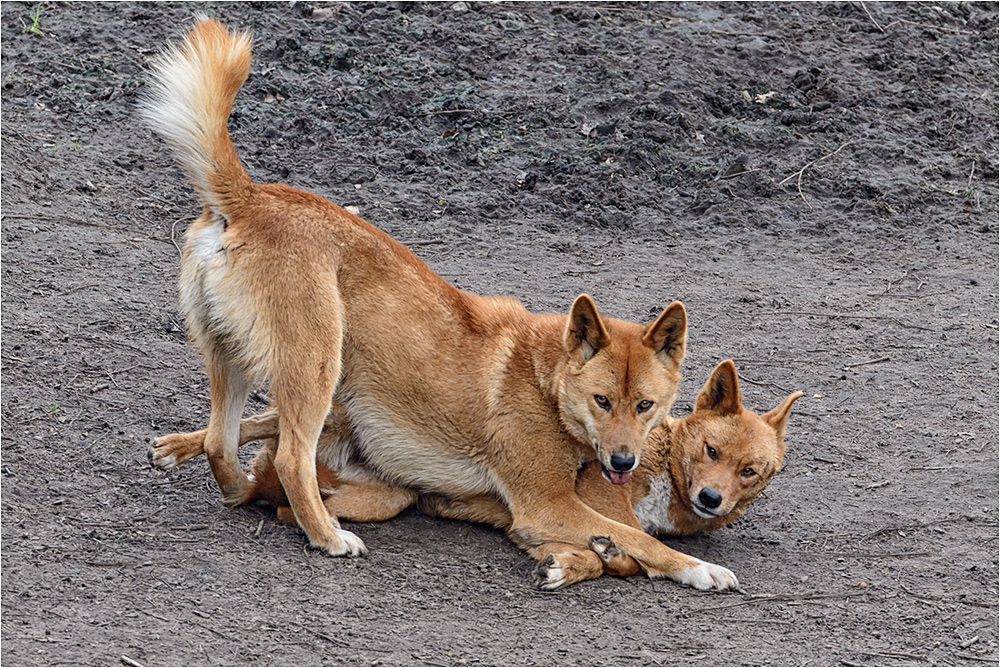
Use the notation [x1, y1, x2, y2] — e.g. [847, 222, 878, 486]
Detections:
[560, 294, 687, 486]
[677, 360, 801, 519]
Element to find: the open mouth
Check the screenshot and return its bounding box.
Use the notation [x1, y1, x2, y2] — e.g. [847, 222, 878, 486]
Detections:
[600, 463, 633, 486]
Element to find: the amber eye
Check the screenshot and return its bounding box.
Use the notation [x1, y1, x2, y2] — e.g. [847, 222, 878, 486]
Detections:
[594, 395, 611, 411]
[741, 467, 756, 478]
[706, 444, 718, 460]
[637, 399, 654, 413]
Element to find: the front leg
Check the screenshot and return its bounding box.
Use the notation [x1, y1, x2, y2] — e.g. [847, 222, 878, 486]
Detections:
[419, 493, 633, 589]
[491, 424, 737, 591]
[531, 463, 645, 589]
[508, 490, 737, 591]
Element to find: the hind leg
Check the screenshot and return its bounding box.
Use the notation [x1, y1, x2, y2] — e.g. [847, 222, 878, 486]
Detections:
[322, 476, 418, 522]
[269, 298, 366, 557]
[419, 493, 514, 528]
[202, 354, 253, 504]
[150, 409, 280, 470]
[274, 480, 417, 525]
[272, 388, 366, 556]
[245, 445, 415, 524]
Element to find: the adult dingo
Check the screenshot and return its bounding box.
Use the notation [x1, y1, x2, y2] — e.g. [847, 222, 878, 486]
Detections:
[145, 19, 735, 590]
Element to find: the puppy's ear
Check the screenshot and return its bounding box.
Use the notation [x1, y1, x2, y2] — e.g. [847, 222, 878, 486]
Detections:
[763, 391, 803, 442]
[642, 301, 687, 367]
[564, 294, 610, 362]
[695, 359, 742, 415]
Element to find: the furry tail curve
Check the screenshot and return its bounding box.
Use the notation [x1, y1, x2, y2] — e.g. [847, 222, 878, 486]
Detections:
[141, 18, 253, 220]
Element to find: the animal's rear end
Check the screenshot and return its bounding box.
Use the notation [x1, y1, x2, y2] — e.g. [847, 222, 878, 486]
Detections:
[142, 19, 366, 557]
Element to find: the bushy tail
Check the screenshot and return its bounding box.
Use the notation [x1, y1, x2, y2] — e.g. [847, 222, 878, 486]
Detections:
[141, 18, 253, 220]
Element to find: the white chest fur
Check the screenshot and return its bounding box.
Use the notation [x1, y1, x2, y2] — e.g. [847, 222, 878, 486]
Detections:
[633, 473, 675, 535]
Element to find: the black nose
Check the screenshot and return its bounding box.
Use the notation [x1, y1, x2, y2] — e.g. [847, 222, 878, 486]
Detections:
[698, 487, 722, 509]
[609, 452, 635, 472]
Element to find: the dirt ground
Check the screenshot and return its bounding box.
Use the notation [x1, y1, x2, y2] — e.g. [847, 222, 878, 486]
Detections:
[2, 2, 998, 666]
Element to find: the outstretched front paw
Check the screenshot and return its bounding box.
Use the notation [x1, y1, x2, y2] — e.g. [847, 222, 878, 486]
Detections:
[148, 431, 206, 470]
[534, 554, 568, 591]
[533, 545, 606, 590]
[677, 558, 739, 591]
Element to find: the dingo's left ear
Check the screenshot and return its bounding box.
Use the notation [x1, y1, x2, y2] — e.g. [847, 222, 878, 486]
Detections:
[763, 391, 803, 442]
[642, 301, 687, 367]
[695, 359, 742, 415]
[564, 294, 610, 362]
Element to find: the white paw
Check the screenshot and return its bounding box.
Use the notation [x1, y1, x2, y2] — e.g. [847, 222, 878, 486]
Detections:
[534, 555, 567, 590]
[329, 528, 368, 557]
[152, 452, 177, 469]
[148, 441, 177, 470]
[678, 559, 739, 591]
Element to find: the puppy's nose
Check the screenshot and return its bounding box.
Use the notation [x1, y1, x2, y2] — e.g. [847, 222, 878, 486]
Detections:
[609, 452, 635, 472]
[698, 487, 722, 509]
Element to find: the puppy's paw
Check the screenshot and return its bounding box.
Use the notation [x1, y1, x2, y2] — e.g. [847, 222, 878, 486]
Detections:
[314, 528, 368, 558]
[588, 535, 636, 576]
[534, 554, 567, 591]
[677, 558, 739, 591]
[149, 432, 204, 470]
[589, 535, 622, 560]
[148, 437, 177, 469]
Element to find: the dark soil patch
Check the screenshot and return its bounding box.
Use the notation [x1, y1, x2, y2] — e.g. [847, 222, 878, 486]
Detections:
[2, 2, 997, 666]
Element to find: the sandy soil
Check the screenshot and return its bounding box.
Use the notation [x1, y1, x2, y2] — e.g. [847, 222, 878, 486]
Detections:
[2, 2, 998, 666]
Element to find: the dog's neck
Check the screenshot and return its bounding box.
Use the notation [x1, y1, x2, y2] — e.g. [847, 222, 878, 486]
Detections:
[518, 315, 601, 457]
[522, 313, 577, 400]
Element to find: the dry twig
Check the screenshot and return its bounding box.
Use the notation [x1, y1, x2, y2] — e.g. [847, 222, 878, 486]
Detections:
[882, 18, 976, 35]
[777, 142, 852, 205]
[860, 650, 927, 661]
[688, 590, 868, 614]
[858, 2, 885, 32]
[843, 356, 890, 369]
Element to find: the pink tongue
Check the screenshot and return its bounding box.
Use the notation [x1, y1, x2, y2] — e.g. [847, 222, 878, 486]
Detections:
[608, 470, 633, 485]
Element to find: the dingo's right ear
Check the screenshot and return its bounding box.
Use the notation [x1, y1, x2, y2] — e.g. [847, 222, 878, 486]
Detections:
[694, 359, 742, 415]
[763, 391, 803, 442]
[564, 294, 610, 362]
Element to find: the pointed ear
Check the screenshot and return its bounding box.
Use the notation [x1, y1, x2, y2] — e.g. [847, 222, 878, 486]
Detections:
[564, 294, 610, 362]
[642, 301, 687, 367]
[763, 391, 803, 442]
[694, 359, 742, 415]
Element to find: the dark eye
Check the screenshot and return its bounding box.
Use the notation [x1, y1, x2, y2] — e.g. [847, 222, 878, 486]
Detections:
[594, 395, 611, 411]
[741, 467, 756, 478]
[706, 444, 718, 460]
[636, 399, 654, 413]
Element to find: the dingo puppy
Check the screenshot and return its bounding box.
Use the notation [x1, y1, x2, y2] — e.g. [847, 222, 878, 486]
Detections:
[156, 361, 800, 589]
[145, 19, 733, 589]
